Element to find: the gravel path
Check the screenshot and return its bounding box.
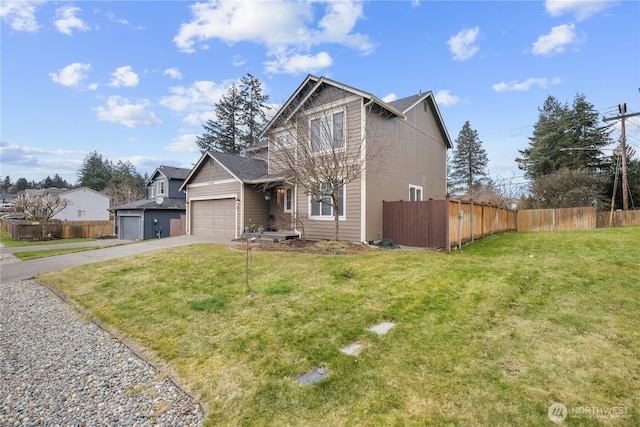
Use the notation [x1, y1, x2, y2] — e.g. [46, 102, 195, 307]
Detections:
[0, 280, 204, 426]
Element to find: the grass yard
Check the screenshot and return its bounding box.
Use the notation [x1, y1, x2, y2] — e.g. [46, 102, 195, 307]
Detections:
[39, 227, 640, 426]
[0, 230, 94, 247]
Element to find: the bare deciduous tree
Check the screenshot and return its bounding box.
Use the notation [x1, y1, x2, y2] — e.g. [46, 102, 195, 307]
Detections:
[269, 92, 390, 240]
[18, 193, 69, 239]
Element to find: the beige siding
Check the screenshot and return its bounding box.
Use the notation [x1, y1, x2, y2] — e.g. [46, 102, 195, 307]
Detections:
[185, 158, 242, 237]
[190, 157, 236, 183]
[364, 101, 449, 242]
[243, 188, 270, 229]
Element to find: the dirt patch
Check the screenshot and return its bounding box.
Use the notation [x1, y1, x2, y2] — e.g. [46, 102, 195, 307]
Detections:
[256, 239, 379, 255]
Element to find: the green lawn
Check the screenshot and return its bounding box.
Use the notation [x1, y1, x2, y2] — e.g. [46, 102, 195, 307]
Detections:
[0, 229, 95, 247]
[39, 227, 639, 426]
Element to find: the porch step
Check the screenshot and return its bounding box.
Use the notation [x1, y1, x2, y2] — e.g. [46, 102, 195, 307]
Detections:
[242, 231, 298, 244]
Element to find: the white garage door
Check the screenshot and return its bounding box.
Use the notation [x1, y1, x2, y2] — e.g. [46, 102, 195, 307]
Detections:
[191, 198, 236, 238]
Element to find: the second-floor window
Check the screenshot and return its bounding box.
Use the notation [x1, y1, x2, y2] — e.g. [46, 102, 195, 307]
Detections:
[156, 180, 165, 196]
[310, 111, 344, 153]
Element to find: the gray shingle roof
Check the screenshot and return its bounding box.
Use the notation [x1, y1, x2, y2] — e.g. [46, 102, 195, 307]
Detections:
[110, 197, 185, 211]
[155, 165, 191, 180]
[387, 93, 427, 113]
[208, 151, 269, 181]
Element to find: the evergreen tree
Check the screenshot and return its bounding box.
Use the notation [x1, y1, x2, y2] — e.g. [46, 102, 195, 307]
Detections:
[13, 177, 30, 191]
[448, 121, 489, 197]
[239, 73, 270, 148]
[76, 151, 113, 191]
[1, 176, 11, 193]
[103, 160, 147, 206]
[516, 94, 612, 181]
[196, 73, 270, 154]
[196, 83, 243, 153]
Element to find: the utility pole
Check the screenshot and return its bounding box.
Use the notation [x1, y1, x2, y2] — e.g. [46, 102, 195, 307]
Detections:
[603, 103, 640, 211]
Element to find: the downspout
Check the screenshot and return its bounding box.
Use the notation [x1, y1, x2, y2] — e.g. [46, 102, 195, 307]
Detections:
[293, 183, 302, 239]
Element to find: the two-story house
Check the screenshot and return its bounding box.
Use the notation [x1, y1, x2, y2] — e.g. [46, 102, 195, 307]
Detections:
[180, 75, 452, 242]
[19, 187, 110, 221]
[110, 165, 190, 240]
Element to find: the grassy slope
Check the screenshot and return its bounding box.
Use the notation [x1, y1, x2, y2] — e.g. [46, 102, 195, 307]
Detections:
[39, 228, 640, 426]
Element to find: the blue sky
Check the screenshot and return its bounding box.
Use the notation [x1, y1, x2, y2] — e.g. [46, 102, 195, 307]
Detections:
[1, 0, 639, 190]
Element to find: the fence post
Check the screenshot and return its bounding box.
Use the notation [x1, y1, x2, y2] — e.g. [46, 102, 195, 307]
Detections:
[457, 199, 462, 249]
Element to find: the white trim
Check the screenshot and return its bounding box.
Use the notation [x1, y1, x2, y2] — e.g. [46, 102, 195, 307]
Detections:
[186, 178, 237, 189]
[308, 183, 346, 221]
[309, 108, 347, 155]
[284, 188, 293, 213]
[189, 193, 238, 202]
[409, 184, 423, 201]
[360, 100, 368, 242]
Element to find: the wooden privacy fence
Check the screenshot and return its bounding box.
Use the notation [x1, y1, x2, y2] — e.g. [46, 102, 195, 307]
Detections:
[383, 199, 516, 250]
[1, 219, 113, 241]
[517, 206, 597, 231]
[170, 214, 186, 237]
[383, 200, 450, 248]
[448, 199, 517, 248]
[518, 207, 640, 231]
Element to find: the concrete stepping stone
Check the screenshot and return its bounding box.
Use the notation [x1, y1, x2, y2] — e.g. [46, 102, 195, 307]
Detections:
[340, 342, 364, 356]
[296, 366, 329, 385]
[368, 321, 396, 335]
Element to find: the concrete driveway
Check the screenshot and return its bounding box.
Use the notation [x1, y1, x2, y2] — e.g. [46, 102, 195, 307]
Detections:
[0, 235, 240, 283]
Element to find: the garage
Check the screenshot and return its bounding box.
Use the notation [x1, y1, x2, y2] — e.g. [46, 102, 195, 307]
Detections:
[120, 215, 141, 240]
[191, 198, 236, 238]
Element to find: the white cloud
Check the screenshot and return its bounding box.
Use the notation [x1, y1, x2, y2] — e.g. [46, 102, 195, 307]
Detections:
[264, 51, 333, 74]
[0, 1, 44, 32]
[54, 6, 90, 36]
[163, 67, 182, 80]
[492, 77, 562, 92]
[164, 133, 199, 153]
[545, 0, 613, 21]
[382, 93, 397, 103]
[95, 96, 161, 128]
[109, 66, 140, 87]
[0, 140, 85, 180]
[434, 89, 461, 106]
[49, 63, 92, 87]
[160, 80, 228, 113]
[447, 27, 480, 61]
[174, 0, 373, 74]
[532, 24, 582, 56]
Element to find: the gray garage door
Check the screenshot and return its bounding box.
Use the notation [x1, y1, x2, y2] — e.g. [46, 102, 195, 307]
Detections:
[120, 215, 141, 240]
[191, 199, 236, 238]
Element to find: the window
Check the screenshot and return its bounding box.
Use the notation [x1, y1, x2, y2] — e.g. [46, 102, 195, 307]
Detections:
[409, 185, 423, 201]
[310, 183, 344, 219]
[284, 188, 293, 213]
[156, 180, 165, 196]
[77, 210, 86, 218]
[311, 111, 344, 153]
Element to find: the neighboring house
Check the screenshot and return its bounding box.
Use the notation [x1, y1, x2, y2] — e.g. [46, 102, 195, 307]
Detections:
[180, 75, 453, 242]
[110, 165, 190, 240]
[19, 187, 110, 221]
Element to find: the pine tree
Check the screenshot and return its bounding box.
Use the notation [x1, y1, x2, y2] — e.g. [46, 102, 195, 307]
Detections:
[448, 121, 489, 196]
[239, 73, 270, 148]
[196, 74, 270, 154]
[516, 94, 612, 181]
[76, 151, 113, 191]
